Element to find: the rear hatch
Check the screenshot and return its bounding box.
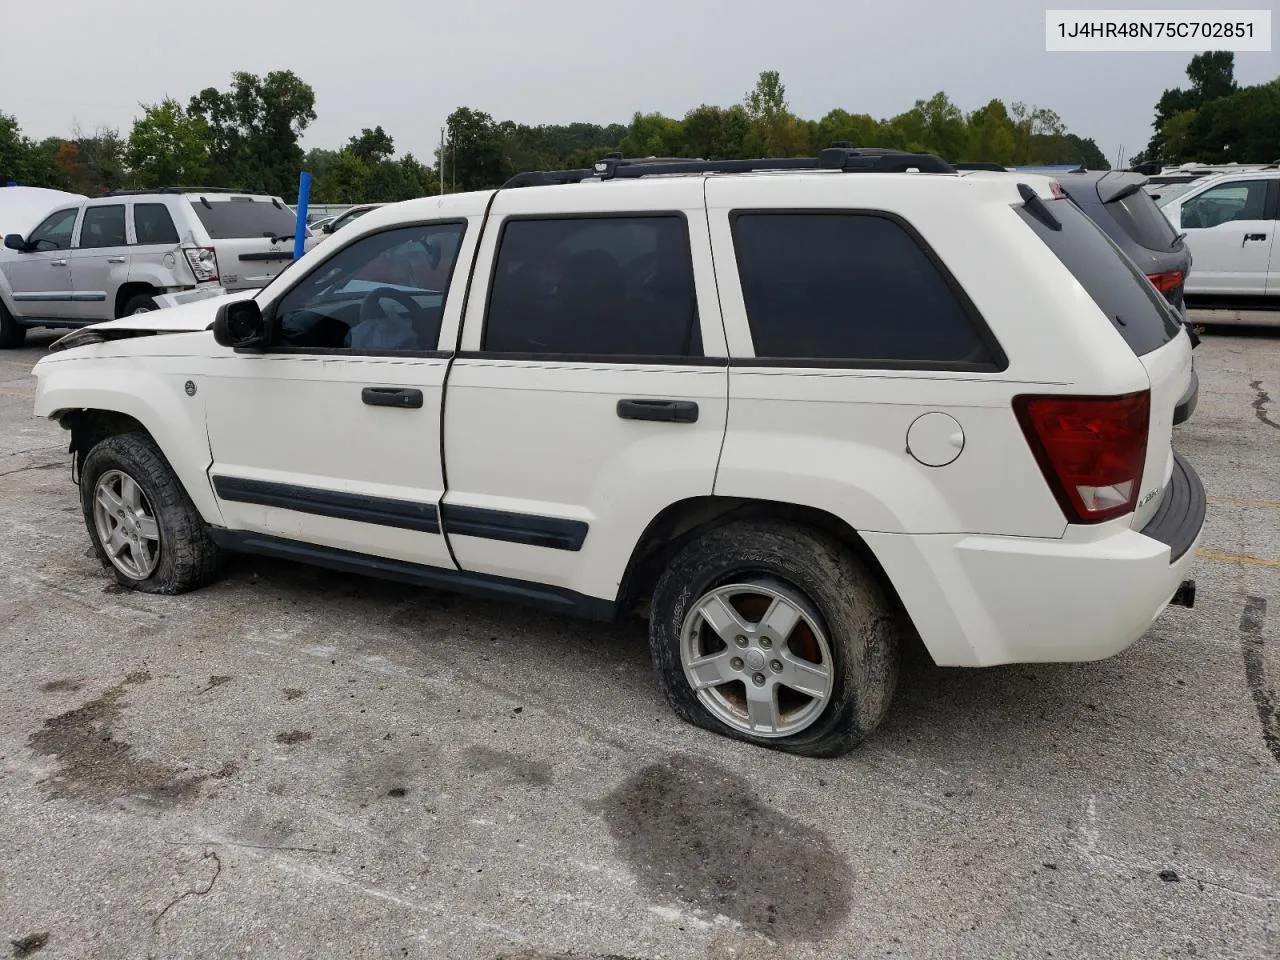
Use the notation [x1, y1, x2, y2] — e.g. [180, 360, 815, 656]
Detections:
[1017, 192, 1192, 531]
[186, 194, 305, 291]
[1093, 174, 1192, 314]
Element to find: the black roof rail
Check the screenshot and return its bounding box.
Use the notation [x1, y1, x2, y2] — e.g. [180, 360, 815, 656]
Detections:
[99, 186, 271, 198]
[501, 147, 955, 188]
[952, 161, 1011, 172]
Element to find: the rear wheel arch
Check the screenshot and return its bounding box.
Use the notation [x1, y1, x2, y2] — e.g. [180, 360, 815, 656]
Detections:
[616, 496, 906, 619]
[115, 282, 160, 318]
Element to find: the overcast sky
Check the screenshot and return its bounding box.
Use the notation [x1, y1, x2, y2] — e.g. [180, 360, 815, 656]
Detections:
[3, 0, 1276, 169]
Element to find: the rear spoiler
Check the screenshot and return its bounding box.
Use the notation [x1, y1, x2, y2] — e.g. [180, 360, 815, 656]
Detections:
[1018, 183, 1062, 231]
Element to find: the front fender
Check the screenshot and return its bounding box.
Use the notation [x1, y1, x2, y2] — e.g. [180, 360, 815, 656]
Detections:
[34, 355, 224, 525]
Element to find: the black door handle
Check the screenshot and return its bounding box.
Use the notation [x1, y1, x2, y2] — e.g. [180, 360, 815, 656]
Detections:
[616, 398, 699, 423]
[362, 386, 423, 409]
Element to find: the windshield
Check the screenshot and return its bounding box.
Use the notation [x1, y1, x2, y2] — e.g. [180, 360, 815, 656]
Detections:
[190, 197, 300, 240]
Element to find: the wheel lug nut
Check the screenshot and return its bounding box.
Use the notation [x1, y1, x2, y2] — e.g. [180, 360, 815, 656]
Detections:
[730, 657, 744, 671]
[734, 635, 748, 648]
[759, 637, 772, 649]
[752, 673, 766, 686]
[770, 660, 783, 673]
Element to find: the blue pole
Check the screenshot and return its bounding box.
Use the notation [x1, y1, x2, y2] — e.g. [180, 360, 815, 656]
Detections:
[293, 171, 311, 260]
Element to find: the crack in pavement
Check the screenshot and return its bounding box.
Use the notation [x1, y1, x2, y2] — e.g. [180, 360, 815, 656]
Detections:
[153, 849, 222, 930]
[1240, 596, 1279, 764]
[1250, 379, 1279, 431]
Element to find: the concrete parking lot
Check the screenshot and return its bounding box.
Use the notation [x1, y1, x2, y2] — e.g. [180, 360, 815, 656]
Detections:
[1, 322, 1277, 960]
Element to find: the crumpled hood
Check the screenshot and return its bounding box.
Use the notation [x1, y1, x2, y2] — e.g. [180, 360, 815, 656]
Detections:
[49, 291, 254, 352]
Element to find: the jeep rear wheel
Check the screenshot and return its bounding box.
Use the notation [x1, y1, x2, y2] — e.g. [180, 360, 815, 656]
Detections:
[649, 520, 900, 757]
[121, 293, 159, 316]
[80, 433, 223, 594]
[0, 302, 26, 349]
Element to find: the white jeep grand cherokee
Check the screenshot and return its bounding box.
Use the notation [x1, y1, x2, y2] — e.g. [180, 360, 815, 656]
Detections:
[32, 149, 1205, 757]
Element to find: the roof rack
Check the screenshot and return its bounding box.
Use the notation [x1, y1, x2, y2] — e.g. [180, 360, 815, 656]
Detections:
[99, 186, 271, 198]
[502, 146, 955, 189]
[952, 162, 1011, 172]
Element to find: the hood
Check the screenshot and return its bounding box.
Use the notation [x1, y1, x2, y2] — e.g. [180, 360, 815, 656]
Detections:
[0, 186, 86, 237]
[48, 291, 253, 353]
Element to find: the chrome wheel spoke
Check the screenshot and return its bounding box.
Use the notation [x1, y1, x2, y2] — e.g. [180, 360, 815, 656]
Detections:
[698, 594, 750, 643]
[120, 475, 143, 511]
[686, 650, 736, 690]
[136, 516, 159, 541]
[779, 649, 830, 699]
[105, 525, 128, 558]
[744, 682, 779, 732]
[759, 597, 801, 642]
[97, 484, 125, 516]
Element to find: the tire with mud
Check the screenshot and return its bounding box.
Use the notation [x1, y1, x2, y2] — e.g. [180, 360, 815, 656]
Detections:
[649, 520, 900, 757]
[80, 432, 223, 594]
[0, 301, 26, 348]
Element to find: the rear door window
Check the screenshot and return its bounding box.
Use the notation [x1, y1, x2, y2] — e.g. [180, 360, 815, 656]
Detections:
[1019, 198, 1182, 356]
[78, 205, 127, 249]
[133, 203, 180, 245]
[190, 197, 298, 240]
[729, 212, 999, 367]
[484, 216, 700, 357]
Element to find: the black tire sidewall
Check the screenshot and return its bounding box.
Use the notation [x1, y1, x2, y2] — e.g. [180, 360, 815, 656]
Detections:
[650, 521, 899, 757]
[121, 294, 159, 317]
[0, 303, 26, 348]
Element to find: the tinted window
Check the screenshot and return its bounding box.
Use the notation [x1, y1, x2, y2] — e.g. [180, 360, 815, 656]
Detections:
[1108, 190, 1180, 251]
[731, 213, 993, 365]
[272, 222, 465, 353]
[331, 206, 377, 232]
[1181, 180, 1269, 228]
[134, 203, 179, 245]
[27, 208, 79, 251]
[190, 197, 298, 240]
[1018, 198, 1181, 356]
[78, 205, 127, 249]
[484, 216, 699, 356]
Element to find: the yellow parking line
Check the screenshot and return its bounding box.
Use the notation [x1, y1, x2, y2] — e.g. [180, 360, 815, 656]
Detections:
[1207, 495, 1280, 509]
[1196, 549, 1280, 568]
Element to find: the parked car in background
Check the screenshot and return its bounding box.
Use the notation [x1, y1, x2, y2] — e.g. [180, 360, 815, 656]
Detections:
[321, 203, 385, 236]
[1157, 169, 1280, 312]
[33, 149, 1203, 756]
[0, 188, 315, 347]
[308, 214, 337, 233]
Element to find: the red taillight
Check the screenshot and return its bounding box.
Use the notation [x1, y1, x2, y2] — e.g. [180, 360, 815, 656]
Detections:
[1014, 391, 1150, 524]
[1146, 270, 1183, 294]
[1048, 181, 1067, 199]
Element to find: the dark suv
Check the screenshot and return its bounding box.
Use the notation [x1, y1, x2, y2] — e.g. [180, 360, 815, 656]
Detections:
[1055, 171, 1192, 319]
[1055, 171, 1198, 423]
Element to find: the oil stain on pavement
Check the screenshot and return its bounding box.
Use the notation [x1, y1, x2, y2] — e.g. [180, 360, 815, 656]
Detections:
[599, 755, 852, 940]
[27, 672, 209, 804]
[1239, 596, 1279, 763]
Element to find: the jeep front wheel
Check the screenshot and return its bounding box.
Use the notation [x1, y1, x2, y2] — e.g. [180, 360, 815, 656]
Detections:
[0, 302, 26, 349]
[80, 433, 223, 594]
[649, 520, 900, 757]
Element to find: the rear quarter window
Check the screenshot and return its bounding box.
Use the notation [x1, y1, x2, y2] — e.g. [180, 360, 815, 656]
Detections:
[190, 197, 298, 240]
[1019, 198, 1182, 356]
[730, 212, 1001, 367]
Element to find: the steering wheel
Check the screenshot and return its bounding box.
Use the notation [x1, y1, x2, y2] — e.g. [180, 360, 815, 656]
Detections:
[359, 286, 428, 325]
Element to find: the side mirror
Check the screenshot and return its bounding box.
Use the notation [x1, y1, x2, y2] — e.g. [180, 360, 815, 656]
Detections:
[212, 299, 267, 350]
[4, 234, 27, 251]
[322, 223, 334, 234]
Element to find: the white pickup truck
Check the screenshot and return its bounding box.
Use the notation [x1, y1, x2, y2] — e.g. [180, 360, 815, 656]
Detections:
[0, 188, 314, 347]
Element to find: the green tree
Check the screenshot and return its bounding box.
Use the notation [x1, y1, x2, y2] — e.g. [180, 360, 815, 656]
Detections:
[618, 112, 685, 158]
[914, 92, 967, 160]
[347, 126, 395, 165]
[742, 70, 807, 157]
[1188, 77, 1280, 164]
[189, 70, 316, 195]
[964, 99, 1017, 163]
[814, 109, 881, 152]
[127, 98, 210, 187]
[443, 107, 511, 191]
[1144, 52, 1238, 162]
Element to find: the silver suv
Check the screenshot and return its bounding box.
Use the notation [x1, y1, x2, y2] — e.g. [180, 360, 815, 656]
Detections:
[0, 188, 311, 348]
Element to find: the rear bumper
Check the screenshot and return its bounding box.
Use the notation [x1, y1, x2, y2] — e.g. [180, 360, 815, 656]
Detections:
[1173, 367, 1198, 425]
[864, 454, 1207, 667]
